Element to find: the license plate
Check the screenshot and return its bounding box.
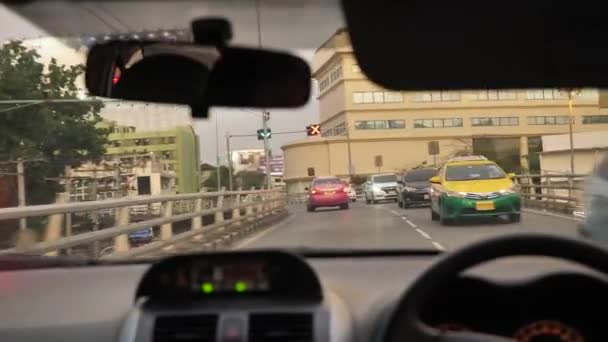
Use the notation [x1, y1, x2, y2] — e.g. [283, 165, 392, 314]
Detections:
[324, 191, 335, 196]
[424, 194, 430, 200]
[476, 201, 495, 211]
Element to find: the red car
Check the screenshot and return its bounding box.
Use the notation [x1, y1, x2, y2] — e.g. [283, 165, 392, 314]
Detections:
[306, 177, 350, 211]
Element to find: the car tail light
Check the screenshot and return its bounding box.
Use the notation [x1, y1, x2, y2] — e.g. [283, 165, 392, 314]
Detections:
[342, 187, 349, 193]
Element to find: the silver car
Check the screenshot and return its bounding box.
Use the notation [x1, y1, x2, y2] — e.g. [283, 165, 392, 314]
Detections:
[579, 155, 608, 243]
[364, 173, 399, 204]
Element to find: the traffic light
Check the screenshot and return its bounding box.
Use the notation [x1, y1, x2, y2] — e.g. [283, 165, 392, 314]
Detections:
[257, 128, 271, 140]
[306, 124, 321, 136]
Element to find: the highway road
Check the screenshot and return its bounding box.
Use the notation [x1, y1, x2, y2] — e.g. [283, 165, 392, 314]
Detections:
[235, 201, 582, 252]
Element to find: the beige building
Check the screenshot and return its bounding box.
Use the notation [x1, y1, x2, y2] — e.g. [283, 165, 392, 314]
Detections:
[282, 28, 608, 193]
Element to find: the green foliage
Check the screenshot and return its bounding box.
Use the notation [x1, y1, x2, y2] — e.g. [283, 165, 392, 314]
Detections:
[235, 170, 266, 190]
[203, 166, 231, 191]
[349, 174, 367, 185]
[0, 41, 108, 204]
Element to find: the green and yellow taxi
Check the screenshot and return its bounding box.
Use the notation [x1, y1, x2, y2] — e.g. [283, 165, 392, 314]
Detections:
[429, 156, 521, 225]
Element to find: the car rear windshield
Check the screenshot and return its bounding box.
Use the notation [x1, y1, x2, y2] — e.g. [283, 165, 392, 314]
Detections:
[445, 164, 506, 181]
[314, 178, 342, 186]
[373, 175, 397, 183]
[404, 169, 436, 182]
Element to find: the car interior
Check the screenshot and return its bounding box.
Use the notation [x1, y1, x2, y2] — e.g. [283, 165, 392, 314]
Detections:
[0, 1, 607, 342]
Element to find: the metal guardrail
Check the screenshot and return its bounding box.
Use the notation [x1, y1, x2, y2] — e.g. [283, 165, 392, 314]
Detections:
[514, 174, 586, 215]
[0, 189, 286, 259]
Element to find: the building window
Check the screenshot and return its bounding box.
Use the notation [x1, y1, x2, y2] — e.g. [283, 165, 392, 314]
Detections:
[353, 91, 403, 104]
[526, 89, 568, 100]
[471, 117, 519, 126]
[388, 120, 405, 128]
[354, 120, 406, 130]
[373, 92, 384, 103]
[413, 90, 461, 102]
[527, 115, 573, 125]
[414, 118, 463, 128]
[319, 77, 330, 92]
[582, 115, 608, 124]
[472, 90, 516, 101]
[334, 123, 346, 135]
[384, 92, 403, 103]
[352, 64, 361, 73]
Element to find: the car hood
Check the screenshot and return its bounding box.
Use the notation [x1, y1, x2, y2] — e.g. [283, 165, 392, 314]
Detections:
[443, 178, 513, 193]
[374, 182, 398, 187]
[404, 181, 430, 189]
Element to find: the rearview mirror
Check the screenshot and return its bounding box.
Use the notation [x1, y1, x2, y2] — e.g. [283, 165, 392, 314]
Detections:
[304, 187, 309, 191]
[429, 176, 442, 184]
[85, 41, 311, 117]
[507, 173, 516, 179]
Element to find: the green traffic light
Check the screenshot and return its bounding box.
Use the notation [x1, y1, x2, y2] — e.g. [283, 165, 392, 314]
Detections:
[234, 281, 248, 293]
[201, 282, 214, 294]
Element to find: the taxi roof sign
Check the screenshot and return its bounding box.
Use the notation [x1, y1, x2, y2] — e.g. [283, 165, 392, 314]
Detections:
[447, 155, 488, 162]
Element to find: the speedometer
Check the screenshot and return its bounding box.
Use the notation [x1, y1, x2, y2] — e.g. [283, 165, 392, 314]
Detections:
[514, 320, 584, 342]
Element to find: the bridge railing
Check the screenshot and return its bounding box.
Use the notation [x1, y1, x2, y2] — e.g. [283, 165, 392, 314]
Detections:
[0, 189, 286, 259]
[514, 174, 586, 215]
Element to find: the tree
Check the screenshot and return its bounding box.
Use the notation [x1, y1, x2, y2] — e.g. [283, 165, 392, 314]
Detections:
[235, 170, 266, 190]
[350, 174, 367, 186]
[203, 166, 231, 191]
[0, 41, 108, 205]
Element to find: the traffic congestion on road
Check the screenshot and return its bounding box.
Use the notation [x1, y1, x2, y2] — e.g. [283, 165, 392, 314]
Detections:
[238, 199, 582, 252]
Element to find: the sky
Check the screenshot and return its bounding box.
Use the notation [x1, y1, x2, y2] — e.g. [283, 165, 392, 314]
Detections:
[0, 1, 339, 164]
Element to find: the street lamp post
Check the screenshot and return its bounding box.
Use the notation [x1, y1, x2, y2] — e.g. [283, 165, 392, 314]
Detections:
[564, 89, 581, 175]
[226, 133, 233, 191]
[345, 122, 353, 177]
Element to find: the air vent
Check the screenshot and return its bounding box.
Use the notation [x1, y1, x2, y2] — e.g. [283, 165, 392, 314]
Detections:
[153, 314, 217, 342]
[249, 313, 314, 342]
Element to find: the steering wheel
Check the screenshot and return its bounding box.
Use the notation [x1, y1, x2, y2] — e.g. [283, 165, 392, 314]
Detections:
[381, 234, 608, 342]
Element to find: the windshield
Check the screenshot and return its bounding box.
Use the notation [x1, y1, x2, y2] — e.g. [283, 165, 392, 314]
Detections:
[404, 169, 436, 182]
[313, 179, 342, 186]
[445, 164, 506, 181]
[373, 175, 397, 183]
[0, 0, 599, 261]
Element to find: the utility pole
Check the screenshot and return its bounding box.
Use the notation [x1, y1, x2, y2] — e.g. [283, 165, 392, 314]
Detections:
[262, 110, 272, 189]
[345, 123, 353, 178]
[255, 0, 271, 190]
[567, 90, 575, 175]
[215, 113, 221, 191]
[226, 133, 233, 191]
[16, 159, 26, 231]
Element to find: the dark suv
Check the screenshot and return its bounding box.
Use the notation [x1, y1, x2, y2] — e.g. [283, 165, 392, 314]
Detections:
[397, 168, 437, 208]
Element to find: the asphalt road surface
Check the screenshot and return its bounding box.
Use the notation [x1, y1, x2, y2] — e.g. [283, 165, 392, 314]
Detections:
[235, 201, 582, 252]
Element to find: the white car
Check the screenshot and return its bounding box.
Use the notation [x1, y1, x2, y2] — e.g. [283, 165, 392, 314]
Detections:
[348, 185, 357, 202]
[364, 173, 399, 204]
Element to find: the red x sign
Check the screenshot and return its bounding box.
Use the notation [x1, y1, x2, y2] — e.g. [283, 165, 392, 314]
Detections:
[307, 124, 321, 136]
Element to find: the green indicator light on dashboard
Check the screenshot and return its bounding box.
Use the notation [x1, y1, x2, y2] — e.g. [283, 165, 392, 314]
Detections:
[235, 281, 248, 293]
[201, 282, 214, 294]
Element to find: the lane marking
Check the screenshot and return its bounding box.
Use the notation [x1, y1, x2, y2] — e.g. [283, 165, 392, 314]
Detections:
[432, 241, 446, 251]
[415, 228, 431, 239]
[231, 214, 294, 249]
[384, 205, 447, 252]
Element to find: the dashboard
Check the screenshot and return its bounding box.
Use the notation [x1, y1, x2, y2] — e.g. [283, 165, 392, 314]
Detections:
[422, 274, 605, 342]
[0, 251, 605, 342]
